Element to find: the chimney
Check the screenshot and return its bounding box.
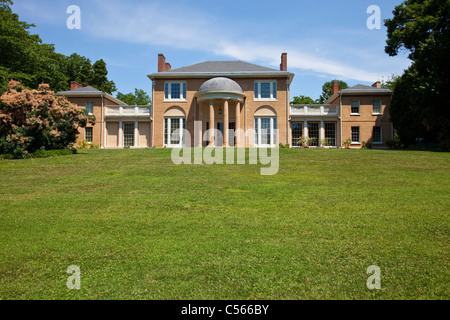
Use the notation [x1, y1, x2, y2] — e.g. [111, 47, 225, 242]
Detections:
[332, 80, 339, 95]
[372, 81, 381, 89]
[280, 53, 287, 71]
[70, 81, 83, 90]
[158, 54, 171, 72]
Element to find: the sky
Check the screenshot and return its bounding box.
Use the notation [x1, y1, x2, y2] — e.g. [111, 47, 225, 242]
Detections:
[11, 0, 411, 100]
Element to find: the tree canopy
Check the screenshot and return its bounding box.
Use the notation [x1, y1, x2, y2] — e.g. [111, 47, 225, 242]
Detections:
[0, 1, 116, 94]
[384, 0, 450, 149]
[317, 80, 348, 104]
[116, 89, 151, 106]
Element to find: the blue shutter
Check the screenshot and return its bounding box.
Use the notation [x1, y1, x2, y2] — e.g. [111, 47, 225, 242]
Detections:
[254, 82, 258, 99]
[183, 82, 186, 99]
[273, 82, 277, 99]
[165, 83, 169, 99]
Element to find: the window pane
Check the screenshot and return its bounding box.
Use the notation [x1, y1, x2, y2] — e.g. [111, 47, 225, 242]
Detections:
[373, 127, 382, 143]
[351, 101, 359, 114]
[351, 127, 360, 143]
[273, 82, 277, 99]
[292, 123, 303, 147]
[260, 118, 271, 145]
[260, 83, 271, 99]
[123, 124, 134, 147]
[170, 118, 180, 144]
[171, 83, 181, 99]
[373, 101, 382, 114]
[85, 102, 93, 114]
[308, 123, 319, 146]
[85, 127, 93, 142]
[164, 83, 169, 99]
[325, 123, 336, 146]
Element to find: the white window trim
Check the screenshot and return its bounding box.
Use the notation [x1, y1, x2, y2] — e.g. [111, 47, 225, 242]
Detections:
[84, 127, 93, 144]
[164, 117, 185, 147]
[373, 127, 383, 144]
[372, 100, 382, 116]
[350, 100, 360, 116]
[254, 80, 278, 101]
[164, 81, 187, 102]
[255, 117, 277, 147]
[351, 127, 360, 144]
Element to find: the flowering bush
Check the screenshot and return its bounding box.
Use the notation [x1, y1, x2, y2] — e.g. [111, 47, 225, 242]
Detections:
[0, 81, 95, 158]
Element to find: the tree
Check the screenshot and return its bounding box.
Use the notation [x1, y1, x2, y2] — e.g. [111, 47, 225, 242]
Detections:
[116, 89, 151, 105]
[384, 0, 450, 149]
[0, 80, 95, 158]
[91, 59, 117, 94]
[290, 95, 317, 105]
[317, 80, 348, 103]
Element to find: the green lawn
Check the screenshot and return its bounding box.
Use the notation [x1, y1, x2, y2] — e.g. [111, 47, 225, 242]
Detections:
[0, 148, 448, 300]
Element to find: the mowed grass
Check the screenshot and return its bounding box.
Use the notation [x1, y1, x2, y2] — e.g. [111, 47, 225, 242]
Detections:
[0, 148, 448, 300]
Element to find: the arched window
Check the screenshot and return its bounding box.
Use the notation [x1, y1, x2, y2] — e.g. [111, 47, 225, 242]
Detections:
[254, 106, 277, 147]
[164, 107, 186, 147]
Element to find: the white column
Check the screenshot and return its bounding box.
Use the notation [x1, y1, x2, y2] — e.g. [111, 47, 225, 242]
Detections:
[209, 100, 215, 146]
[119, 120, 123, 148]
[223, 99, 229, 147]
[320, 120, 325, 147]
[303, 120, 308, 139]
[235, 102, 241, 147]
[197, 101, 203, 147]
[134, 121, 139, 148]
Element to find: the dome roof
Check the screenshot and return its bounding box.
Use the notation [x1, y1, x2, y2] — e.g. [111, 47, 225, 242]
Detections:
[198, 77, 243, 94]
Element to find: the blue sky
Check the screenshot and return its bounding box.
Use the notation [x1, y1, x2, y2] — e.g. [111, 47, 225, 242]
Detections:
[12, 0, 411, 100]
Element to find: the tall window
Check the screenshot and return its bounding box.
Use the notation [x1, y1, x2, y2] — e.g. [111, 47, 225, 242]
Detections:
[373, 126, 382, 143]
[255, 117, 277, 146]
[373, 100, 382, 115]
[164, 82, 187, 101]
[308, 123, 319, 147]
[292, 123, 303, 147]
[123, 123, 134, 147]
[351, 101, 360, 115]
[324, 123, 336, 146]
[85, 102, 94, 114]
[164, 117, 186, 147]
[254, 81, 277, 100]
[85, 127, 93, 143]
[351, 127, 360, 143]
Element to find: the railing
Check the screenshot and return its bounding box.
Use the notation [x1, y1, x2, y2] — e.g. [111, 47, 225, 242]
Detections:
[290, 104, 339, 116]
[105, 105, 151, 117]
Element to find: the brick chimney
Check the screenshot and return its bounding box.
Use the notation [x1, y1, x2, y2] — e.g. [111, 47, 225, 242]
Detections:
[372, 81, 381, 89]
[70, 81, 83, 90]
[332, 80, 339, 95]
[158, 54, 172, 72]
[280, 53, 287, 71]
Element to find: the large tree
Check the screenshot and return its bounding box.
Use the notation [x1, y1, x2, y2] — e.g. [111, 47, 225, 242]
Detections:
[317, 80, 348, 104]
[290, 95, 317, 105]
[116, 89, 151, 106]
[385, 0, 450, 148]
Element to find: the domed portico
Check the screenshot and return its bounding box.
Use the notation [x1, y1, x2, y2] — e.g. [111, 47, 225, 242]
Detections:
[195, 77, 246, 147]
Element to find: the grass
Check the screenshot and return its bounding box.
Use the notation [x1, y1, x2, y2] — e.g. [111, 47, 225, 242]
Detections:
[0, 148, 448, 300]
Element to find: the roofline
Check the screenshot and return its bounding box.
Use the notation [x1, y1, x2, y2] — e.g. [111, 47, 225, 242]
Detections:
[325, 89, 392, 104]
[56, 91, 127, 105]
[148, 72, 295, 85]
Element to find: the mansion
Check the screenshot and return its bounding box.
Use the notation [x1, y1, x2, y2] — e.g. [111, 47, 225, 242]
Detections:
[57, 53, 393, 149]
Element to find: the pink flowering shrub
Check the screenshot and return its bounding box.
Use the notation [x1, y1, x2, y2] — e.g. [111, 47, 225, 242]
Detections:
[0, 80, 95, 158]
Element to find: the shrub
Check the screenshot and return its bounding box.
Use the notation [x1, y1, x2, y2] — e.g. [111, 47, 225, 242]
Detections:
[0, 81, 95, 158]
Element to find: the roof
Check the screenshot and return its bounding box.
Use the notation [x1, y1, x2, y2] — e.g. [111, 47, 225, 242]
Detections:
[149, 60, 294, 83]
[325, 84, 392, 104]
[198, 77, 244, 94]
[56, 86, 127, 105]
[168, 61, 280, 73]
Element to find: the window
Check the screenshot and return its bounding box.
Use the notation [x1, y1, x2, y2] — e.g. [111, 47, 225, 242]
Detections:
[123, 123, 135, 147]
[324, 122, 337, 147]
[164, 117, 186, 147]
[351, 101, 360, 115]
[254, 117, 277, 146]
[373, 100, 382, 115]
[373, 126, 382, 144]
[351, 127, 360, 144]
[292, 123, 303, 147]
[254, 81, 277, 101]
[164, 82, 187, 101]
[308, 123, 319, 147]
[85, 102, 94, 114]
[85, 127, 93, 143]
